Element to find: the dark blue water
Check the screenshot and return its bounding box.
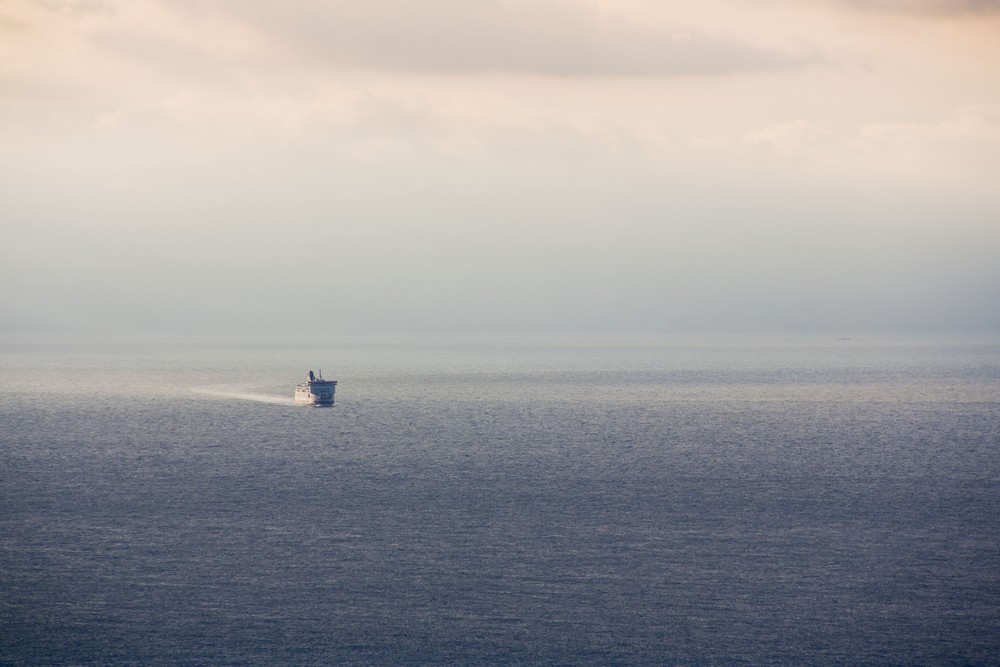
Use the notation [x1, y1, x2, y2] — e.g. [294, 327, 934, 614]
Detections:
[2, 336, 999, 665]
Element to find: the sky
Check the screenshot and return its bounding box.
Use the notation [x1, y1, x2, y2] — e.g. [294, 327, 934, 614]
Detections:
[2, 0, 999, 336]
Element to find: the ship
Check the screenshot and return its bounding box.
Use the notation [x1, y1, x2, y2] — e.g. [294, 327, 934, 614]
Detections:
[295, 370, 337, 406]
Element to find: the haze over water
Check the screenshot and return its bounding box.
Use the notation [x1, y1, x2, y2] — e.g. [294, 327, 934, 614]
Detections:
[2, 336, 999, 664]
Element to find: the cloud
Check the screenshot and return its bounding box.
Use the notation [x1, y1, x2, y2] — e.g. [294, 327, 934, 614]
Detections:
[742, 119, 840, 157]
[34, 0, 114, 16]
[732, 106, 1000, 187]
[1, 0, 825, 142]
[818, 0, 1000, 14]
[859, 105, 1000, 165]
[164, 0, 818, 77]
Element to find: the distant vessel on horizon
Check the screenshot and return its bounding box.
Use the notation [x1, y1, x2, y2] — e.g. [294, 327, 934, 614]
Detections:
[295, 370, 337, 406]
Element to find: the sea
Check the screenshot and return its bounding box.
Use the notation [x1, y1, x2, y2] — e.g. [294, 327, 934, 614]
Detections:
[1, 334, 999, 666]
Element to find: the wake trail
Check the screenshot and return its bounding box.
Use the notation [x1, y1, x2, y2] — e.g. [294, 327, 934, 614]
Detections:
[191, 387, 295, 406]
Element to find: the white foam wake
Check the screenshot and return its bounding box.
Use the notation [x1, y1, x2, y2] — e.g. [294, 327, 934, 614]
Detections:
[191, 387, 295, 406]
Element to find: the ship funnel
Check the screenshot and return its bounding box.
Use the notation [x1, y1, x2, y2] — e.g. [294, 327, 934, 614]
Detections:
[309, 370, 315, 381]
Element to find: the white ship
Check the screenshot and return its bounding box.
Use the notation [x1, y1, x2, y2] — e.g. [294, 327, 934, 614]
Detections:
[295, 370, 337, 406]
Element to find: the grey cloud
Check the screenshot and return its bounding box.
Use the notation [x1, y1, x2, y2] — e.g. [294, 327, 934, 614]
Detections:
[186, 0, 818, 76]
[824, 0, 1000, 14]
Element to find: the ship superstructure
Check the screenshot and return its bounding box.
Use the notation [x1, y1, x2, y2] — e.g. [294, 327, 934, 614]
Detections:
[295, 370, 337, 406]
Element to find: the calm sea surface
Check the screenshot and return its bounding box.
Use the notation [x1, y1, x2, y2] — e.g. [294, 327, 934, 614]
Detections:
[2, 335, 999, 665]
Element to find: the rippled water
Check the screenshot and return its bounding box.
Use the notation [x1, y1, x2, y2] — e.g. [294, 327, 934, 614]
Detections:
[2, 335, 999, 665]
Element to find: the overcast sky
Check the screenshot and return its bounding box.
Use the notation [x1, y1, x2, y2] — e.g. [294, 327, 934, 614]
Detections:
[2, 0, 999, 335]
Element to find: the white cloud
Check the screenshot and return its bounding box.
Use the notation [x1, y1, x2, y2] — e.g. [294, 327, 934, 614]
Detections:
[858, 105, 1000, 170]
[727, 107, 1000, 190]
[742, 119, 840, 157]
